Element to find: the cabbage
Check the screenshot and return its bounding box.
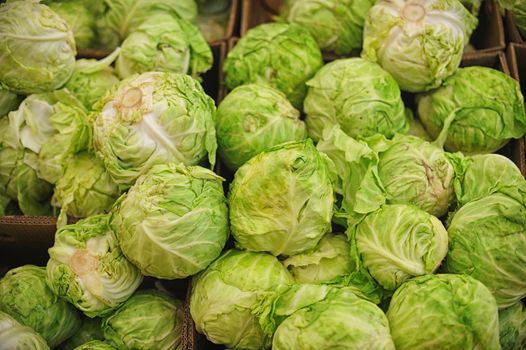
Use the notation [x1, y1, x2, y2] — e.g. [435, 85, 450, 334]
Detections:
[0, 311, 49, 350]
[190, 249, 294, 349]
[47, 1, 95, 48]
[74, 341, 116, 350]
[216, 84, 307, 171]
[229, 140, 334, 256]
[304, 58, 407, 141]
[224, 23, 323, 109]
[110, 163, 228, 279]
[95, 0, 197, 49]
[417, 66, 526, 154]
[362, 0, 477, 92]
[60, 316, 104, 350]
[102, 290, 184, 350]
[46, 215, 143, 317]
[0, 0, 76, 94]
[279, 0, 375, 55]
[0, 265, 81, 347]
[445, 193, 526, 308]
[499, 303, 526, 350]
[0, 89, 22, 117]
[387, 274, 500, 350]
[116, 13, 212, 79]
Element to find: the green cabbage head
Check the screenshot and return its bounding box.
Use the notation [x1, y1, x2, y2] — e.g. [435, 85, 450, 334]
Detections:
[348, 204, 448, 291]
[445, 193, 526, 308]
[74, 341, 116, 350]
[216, 84, 307, 171]
[0, 265, 81, 347]
[190, 249, 294, 349]
[47, 0, 95, 48]
[0, 311, 49, 350]
[111, 163, 228, 279]
[60, 316, 104, 350]
[224, 23, 323, 109]
[93, 72, 217, 188]
[362, 0, 477, 92]
[116, 13, 212, 79]
[279, 0, 375, 55]
[498, 302, 526, 350]
[0, 0, 76, 94]
[102, 290, 184, 350]
[229, 140, 334, 256]
[304, 58, 407, 141]
[387, 274, 501, 350]
[417, 66, 526, 154]
[95, 0, 197, 49]
[46, 215, 143, 317]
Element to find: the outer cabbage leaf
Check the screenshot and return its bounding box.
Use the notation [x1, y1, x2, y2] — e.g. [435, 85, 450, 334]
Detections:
[362, 0, 477, 92]
[304, 58, 407, 141]
[229, 140, 334, 256]
[102, 290, 184, 350]
[46, 215, 143, 317]
[499, 302, 526, 350]
[417, 66, 526, 154]
[216, 84, 307, 171]
[223, 23, 323, 109]
[111, 164, 228, 279]
[0, 311, 49, 350]
[0, 0, 76, 94]
[445, 193, 526, 308]
[93, 72, 217, 189]
[0, 89, 22, 117]
[190, 249, 293, 350]
[60, 316, 104, 350]
[387, 274, 500, 350]
[73, 341, 116, 350]
[48, 1, 95, 48]
[0, 265, 81, 347]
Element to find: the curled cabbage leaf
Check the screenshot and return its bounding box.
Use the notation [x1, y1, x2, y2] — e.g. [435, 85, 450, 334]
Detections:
[387, 274, 500, 350]
[417, 66, 526, 154]
[304, 58, 407, 141]
[0, 0, 76, 94]
[190, 249, 293, 349]
[279, 0, 375, 55]
[92, 72, 217, 188]
[0, 311, 49, 350]
[224, 23, 323, 109]
[111, 163, 228, 279]
[229, 140, 334, 256]
[216, 84, 307, 171]
[362, 0, 477, 92]
[0, 265, 81, 347]
[46, 215, 143, 317]
[116, 13, 212, 79]
[102, 290, 184, 350]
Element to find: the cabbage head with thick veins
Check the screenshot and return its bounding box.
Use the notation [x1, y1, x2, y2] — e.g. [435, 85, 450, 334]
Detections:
[0, 311, 49, 350]
[498, 302, 526, 350]
[111, 163, 229, 279]
[387, 274, 501, 350]
[46, 215, 143, 317]
[190, 249, 293, 349]
[362, 0, 477, 92]
[0, 0, 76, 94]
[229, 140, 334, 256]
[92, 72, 217, 189]
[417, 66, 526, 154]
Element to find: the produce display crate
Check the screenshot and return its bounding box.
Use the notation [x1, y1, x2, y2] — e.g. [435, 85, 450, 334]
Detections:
[240, 0, 505, 59]
[504, 11, 524, 44]
[507, 42, 526, 174]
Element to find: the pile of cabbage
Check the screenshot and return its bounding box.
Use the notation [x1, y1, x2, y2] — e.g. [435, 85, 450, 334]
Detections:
[1, 0, 526, 349]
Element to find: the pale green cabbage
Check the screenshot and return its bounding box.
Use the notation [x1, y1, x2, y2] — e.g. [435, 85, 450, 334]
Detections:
[111, 163, 228, 279]
[95, 0, 197, 49]
[216, 84, 307, 171]
[116, 13, 212, 79]
[0, 90, 22, 117]
[362, 0, 477, 92]
[74, 341, 116, 350]
[0, 0, 76, 94]
[190, 249, 294, 349]
[499, 302, 526, 350]
[229, 140, 334, 256]
[46, 215, 143, 317]
[93, 72, 217, 189]
[0, 265, 81, 347]
[304, 58, 407, 141]
[0, 311, 49, 350]
[387, 274, 500, 350]
[47, 1, 95, 48]
[102, 290, 184, 350]
[279, 0, 375, 55]
[417, 66, 526, 154]
[223, 23, 323, 109]
[60, 317, 104, 350]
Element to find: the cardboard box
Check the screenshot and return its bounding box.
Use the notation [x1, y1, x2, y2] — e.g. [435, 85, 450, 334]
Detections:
[504, 11, 524, 44]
